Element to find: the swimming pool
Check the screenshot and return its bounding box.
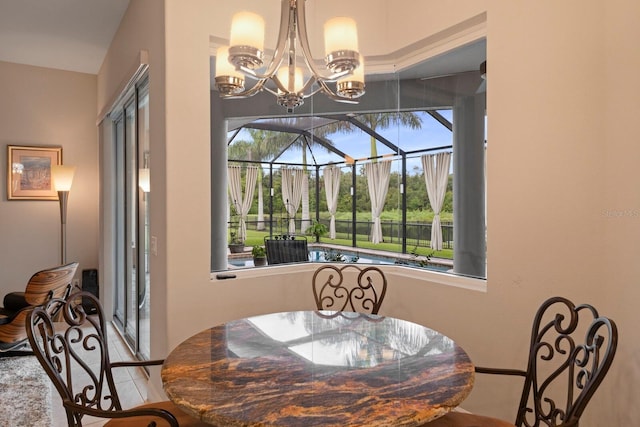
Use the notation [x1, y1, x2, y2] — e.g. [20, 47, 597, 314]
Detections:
[229, 247, 450, 271]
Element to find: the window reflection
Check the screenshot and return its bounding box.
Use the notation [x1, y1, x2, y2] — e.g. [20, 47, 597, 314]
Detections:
[226, 311, 454, 368]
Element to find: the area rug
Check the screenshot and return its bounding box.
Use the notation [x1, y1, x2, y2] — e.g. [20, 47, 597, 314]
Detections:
[0, 355, 52, 427]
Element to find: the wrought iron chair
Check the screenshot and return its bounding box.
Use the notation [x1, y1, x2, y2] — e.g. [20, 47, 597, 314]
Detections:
[264, 234, 309, 265]
[26, 291, 209, 427]
[0, 262, 78, 354]
[425, 296, 618, 427]
[312, 264, 387, 314]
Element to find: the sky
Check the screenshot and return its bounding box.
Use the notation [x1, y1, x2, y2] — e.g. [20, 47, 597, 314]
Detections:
[230, 110, 454, 175]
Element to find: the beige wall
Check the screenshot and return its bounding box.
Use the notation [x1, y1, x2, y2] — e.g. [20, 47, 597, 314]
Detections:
[0, 61, 98, 291]
[96, 1, 640, 426]
[96, 0, 168, 356]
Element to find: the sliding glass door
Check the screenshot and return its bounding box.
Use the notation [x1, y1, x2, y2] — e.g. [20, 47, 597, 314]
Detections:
[111, 75, 150, 360]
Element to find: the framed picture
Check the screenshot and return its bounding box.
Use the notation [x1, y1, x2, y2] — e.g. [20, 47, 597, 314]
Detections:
[7, 145, 62, 200]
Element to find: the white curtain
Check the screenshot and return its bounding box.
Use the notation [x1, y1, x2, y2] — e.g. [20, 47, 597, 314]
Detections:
[364, 160, 392, 244]
[256, 169, 265, 230]
[323, 165, 341, 239]
[421, 152, 451, 250]
[227, 165, 258, 241]
[281, 167, 304, 234]
[300, 172, 310, 234]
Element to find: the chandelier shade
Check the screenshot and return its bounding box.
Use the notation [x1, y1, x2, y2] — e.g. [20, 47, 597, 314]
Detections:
[276, 66, 304, 93]
[324, 17, 358, 55]
[229, 11, 265, 53]
[337, 54, 364, 97]
[214, 0, 365, 112]
[215, 46, 245, 94]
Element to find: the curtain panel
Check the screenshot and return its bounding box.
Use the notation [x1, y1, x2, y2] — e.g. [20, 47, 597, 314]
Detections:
[364, 161, 392, 244]
[323, 165, 341, 239]
[227, 165, 258, 241]
[421, 152, 451, 250]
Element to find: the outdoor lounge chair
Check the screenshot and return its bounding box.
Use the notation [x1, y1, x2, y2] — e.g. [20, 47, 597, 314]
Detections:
[264, 234, 309, 265]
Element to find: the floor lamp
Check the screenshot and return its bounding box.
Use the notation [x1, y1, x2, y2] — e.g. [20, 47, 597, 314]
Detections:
[51, 165, 76, 265]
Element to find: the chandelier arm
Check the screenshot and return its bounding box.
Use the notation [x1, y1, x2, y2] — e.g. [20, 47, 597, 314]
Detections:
[236, 51, 285, 81]
[236, 1, 290, 80]
[262, 0, 293, 79]
[295, 0, 348, 82]
[222, 79, 268, 98]
[302, 86, 324, 99]
[325, 93, 360, 104]
[258, 0, 292, 78]
[237, 66, 262, 80]
[273, 69, 321, 97]
[262, 83, 322, 99]
[262, 86, 280, 97]
[271, 85, 322, 100]
[299, 75, 318, 95]
[316, 79, 340, 97]
[272, 74, 290, 94]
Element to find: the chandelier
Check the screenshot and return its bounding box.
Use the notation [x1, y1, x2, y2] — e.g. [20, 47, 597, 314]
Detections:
[214, 0, 365, 113]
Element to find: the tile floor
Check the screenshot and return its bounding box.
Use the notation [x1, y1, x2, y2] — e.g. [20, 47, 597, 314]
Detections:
[50, 322, 151, 427]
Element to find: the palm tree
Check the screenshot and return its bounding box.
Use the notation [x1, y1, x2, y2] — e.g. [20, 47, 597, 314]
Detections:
[233, 129, 290, 230]
[282, 118, 354, 233]
[356, 113, 423, 159]
[354, 113, 422, 243]
[246, 118, 348, 234]
[229, 114, 423, 237]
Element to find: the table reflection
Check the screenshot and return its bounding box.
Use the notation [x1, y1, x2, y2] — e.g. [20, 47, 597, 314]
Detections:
[228, 311, 454, 368]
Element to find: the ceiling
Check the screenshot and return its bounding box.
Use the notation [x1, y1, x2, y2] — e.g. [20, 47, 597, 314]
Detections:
[0, 0, 130, 74]
[0, 0, 485, 85]
[0, 0, 485, 165]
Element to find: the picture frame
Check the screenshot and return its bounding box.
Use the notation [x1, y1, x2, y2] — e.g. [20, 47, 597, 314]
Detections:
[7, 145, 62, 200]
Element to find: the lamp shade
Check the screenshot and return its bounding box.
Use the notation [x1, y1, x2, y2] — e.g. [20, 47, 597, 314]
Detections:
[277, 67, 304, 93]
[51, 165, 76, 191]
[230, 11, 265, 51]
[215, 46, 242, 78]
[324, 17, 358, 56]
[338, 57, 364, 85]
[138, 168, 150, 193]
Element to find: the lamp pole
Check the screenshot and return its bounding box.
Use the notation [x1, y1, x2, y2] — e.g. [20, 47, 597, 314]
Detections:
[51, 165, 76, 265]
[57, 190, 69, 264]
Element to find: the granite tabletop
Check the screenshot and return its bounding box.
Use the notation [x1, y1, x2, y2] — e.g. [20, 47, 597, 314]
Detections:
[162, 311, 474, 427]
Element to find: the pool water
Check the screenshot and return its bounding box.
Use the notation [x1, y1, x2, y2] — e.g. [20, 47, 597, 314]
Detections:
[229, 248, 449, 271]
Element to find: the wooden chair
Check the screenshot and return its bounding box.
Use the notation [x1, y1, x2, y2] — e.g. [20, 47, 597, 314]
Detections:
[27, 291, 209, 427]
[312, 264, 387, 314]
[425, 296, 618, 427]
[264, 234, 309, 265]
[0, 262, 78, 354]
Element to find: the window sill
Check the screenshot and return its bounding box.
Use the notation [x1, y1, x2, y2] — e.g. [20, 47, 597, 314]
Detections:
[212, 263, 487, 293]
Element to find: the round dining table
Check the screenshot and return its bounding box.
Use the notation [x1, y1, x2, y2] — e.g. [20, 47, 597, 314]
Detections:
[162, 310, 474, 426]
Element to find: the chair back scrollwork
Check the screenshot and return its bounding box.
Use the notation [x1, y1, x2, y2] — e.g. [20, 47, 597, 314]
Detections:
[27, 292, 126, 426]
[312, 265, 387, 314]
[516, 296, 618, 427]
[27, 291, 203, 426]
